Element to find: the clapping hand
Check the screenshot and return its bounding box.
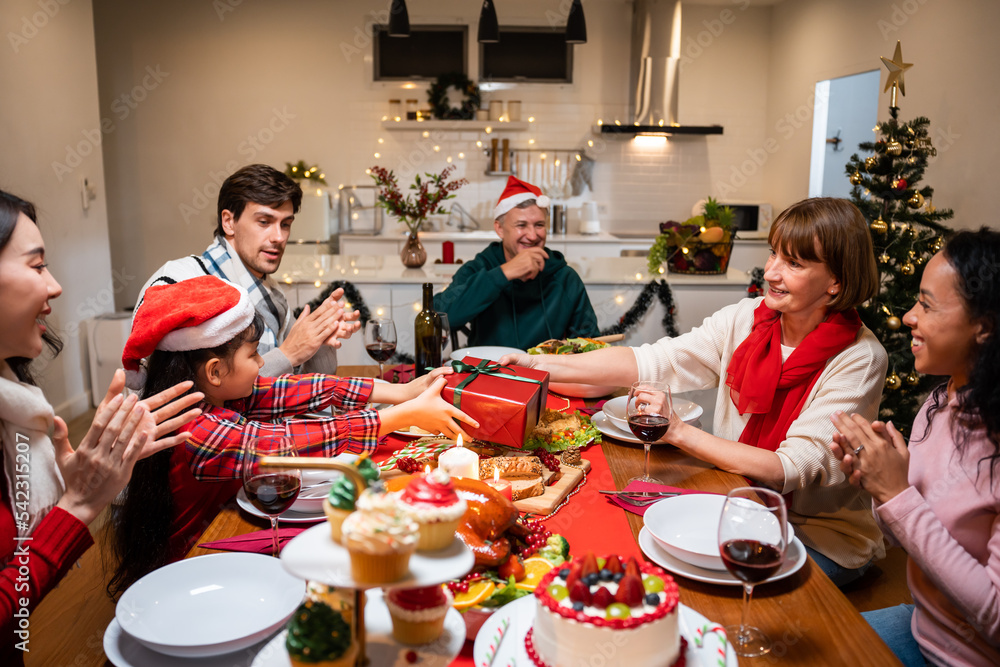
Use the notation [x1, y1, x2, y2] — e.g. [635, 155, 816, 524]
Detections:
[830, 411, 910, 504]
[320, 288, 362, 348]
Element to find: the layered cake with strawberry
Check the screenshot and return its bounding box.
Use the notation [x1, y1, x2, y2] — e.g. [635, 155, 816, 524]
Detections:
[528, 553, 684, 667]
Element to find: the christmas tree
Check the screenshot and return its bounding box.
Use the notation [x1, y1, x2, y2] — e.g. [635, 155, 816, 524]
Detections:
[844, 41, 953, 433]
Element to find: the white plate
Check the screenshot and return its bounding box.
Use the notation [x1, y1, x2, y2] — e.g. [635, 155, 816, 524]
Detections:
[280, 523, 474, 589]
[548, 381, 618, 398]
[250, 589, 465, 667]
[591, 410, 643, 444]
[473, 594, 737, 667]
[450, 346, 524, 362]
[104, 619, 273, 667]
[603, 396, 704, 431]
[639, 526, 808, 586]
[393, 425, 436, 437]
[115, 553, 305, 658]
[644, 494, 796, 571]
[237, 488, 326, 524]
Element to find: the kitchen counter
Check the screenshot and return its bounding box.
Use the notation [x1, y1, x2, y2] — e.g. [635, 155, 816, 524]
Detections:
[338, 231, 625, 262]
[340, 231, 620, 243]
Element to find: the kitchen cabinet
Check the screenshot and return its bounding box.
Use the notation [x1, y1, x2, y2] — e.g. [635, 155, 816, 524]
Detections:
[274, 255, 749, 366]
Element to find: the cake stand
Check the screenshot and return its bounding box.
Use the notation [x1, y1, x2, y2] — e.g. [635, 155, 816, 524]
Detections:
[268, 457, 474, 666]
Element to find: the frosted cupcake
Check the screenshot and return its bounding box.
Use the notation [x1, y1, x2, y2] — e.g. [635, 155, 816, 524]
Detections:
[341, 484, 419, 584]
[385, 585, 453, 645]
[323, 456, 380, 543]
[285, 598, 357, 667]
[398, 468, 467, 551]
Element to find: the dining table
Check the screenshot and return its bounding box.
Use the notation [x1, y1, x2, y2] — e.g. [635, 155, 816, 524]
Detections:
[25, 365, 901, 666]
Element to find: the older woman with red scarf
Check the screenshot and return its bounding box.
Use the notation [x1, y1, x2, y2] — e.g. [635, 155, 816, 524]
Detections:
[503, 198, 888, 585]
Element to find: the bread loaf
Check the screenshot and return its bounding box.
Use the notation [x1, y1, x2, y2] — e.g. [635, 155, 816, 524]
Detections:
[479, 456, 544, 480]
[510, 476, 545, 501]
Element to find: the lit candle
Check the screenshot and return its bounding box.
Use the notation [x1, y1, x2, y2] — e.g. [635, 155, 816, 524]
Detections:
[437, 434, 479, 479]
[486, 469, 513, 502]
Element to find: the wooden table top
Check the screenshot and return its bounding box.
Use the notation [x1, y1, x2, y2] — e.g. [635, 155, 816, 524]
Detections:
[26, 365, 900, 666]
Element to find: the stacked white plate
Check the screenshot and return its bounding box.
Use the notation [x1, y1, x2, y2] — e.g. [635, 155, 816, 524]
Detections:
[106, 553, 304, 665]
[450, 346, 524, 362]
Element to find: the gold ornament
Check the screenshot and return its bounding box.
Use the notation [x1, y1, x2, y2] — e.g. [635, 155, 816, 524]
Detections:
[906, 372, 920, 386]
[880, 40, 913, 107]
[892, 221, 910, 233]
[850, 171, 863, 185]
[927, 199, 936, 213]
[932, 236, 944, 252]
[865, 156, 878, 171]
[885, 372, 902, 390]
[908, 249, 917, 258]
[870, 218, 888, 234]
[879, 252, 891, 264]
[887, 316, 902, 330]
[901, 261, 916, 275]
[887, 140, 903, 156]
[908, 192, 924, 209]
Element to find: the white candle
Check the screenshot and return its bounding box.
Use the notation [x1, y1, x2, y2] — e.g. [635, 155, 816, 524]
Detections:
[437, 434, 479, 480]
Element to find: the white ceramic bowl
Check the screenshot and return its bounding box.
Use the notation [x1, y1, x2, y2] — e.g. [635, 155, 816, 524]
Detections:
[603, 395, 704, 432]
[115, 553, 304, 657]
[288, 453, 359, 513]
[644, 494, 794, 571]
[451, 346, 525, 362]
[548, 381, 618, 398]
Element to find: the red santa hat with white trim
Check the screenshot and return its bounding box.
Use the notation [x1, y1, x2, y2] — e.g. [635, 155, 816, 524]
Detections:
[493, 175, 550, 220]
[122, 275, 256, 390]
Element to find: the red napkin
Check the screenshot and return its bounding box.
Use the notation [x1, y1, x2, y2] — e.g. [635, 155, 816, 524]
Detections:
[382, 364, 415, 383]
[199, 527, 309, 554]
[609, 481, 716, 517]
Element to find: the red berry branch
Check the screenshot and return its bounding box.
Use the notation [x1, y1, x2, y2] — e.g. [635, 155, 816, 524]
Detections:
[369, 165, 468, 235]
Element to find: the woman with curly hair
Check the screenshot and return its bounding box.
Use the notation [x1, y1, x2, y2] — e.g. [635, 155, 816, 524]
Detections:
[832, 228, 1000, 666]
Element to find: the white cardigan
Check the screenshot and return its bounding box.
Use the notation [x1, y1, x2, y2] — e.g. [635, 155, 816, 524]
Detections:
[633, 297, 888, 568]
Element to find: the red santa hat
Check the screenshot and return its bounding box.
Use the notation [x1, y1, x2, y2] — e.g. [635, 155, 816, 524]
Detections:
[122, 275, 256, 390]
[493, 175, 551, 220]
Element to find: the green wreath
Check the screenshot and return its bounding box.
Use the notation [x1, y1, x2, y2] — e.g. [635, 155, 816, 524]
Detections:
[428, 72, 481, 120]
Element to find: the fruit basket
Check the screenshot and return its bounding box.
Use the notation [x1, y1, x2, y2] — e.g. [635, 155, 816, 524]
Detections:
[649, 197, 736, 275]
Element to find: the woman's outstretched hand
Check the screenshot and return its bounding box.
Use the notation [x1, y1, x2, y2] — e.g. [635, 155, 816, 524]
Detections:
[831, 411, 910, 504]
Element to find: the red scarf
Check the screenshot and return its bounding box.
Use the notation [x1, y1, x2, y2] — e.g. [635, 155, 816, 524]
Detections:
[725, 302, 862, 452]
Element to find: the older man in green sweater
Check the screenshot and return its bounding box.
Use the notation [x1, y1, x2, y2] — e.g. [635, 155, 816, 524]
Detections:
[434, 176, 599, 350]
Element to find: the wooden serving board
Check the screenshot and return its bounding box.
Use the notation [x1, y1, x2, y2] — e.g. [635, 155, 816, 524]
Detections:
[514, 458, 590, 515]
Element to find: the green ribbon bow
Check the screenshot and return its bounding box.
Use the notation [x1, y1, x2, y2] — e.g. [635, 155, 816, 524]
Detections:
[445, 359, 542, 410]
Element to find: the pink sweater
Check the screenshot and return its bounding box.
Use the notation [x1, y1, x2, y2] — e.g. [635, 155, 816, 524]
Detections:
[876, 392, 1000, 666]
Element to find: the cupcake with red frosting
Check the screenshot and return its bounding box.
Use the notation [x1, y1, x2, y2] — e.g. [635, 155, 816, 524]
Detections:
[385, 585, 453, 645]
[398, 468, 467, 551]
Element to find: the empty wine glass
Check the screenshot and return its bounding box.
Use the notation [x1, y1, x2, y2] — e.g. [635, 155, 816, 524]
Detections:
[364, 318, 397, 380]
[437, 312, 451, 357]
[241, 436, 301, 557]
[717, 487, 788, 657]
[626, 381, 671, 486]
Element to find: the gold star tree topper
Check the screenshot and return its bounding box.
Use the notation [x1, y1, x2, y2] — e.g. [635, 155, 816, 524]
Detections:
[880, 40, 913, 107]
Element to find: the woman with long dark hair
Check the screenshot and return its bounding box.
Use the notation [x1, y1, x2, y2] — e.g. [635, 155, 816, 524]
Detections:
[832, 228, 1000, 666]
[0, 189, 201, 666]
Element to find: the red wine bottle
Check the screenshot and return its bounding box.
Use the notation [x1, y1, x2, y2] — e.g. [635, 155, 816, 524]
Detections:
[414, 282, 441, 377]
[720, 539, 783, 584]
[245, 474, 301, 515]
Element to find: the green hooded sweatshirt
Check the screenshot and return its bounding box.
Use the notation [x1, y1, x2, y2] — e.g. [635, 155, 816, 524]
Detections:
[433, 242, 599, 350]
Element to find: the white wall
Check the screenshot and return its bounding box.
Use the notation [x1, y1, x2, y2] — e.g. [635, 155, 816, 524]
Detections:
[0, 0, 114, 419]
[764, 0, 1000, 222]
[92, 0, 773, 309]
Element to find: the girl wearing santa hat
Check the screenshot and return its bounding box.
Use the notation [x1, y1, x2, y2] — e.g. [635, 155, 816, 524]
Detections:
[107, 275, 476, 595]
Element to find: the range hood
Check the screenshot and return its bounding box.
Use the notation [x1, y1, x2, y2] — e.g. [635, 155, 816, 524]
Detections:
[601, 0, 723, 137]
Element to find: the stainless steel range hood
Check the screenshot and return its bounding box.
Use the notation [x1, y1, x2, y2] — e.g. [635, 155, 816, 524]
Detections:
[601, 0, 722, 137]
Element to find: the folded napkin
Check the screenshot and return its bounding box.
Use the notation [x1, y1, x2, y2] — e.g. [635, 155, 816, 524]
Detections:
[200, 527, 310, 554]
[609, 481, 715, 517]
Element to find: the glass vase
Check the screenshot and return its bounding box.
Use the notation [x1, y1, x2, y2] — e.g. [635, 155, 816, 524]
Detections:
[400, 230, 427, 268]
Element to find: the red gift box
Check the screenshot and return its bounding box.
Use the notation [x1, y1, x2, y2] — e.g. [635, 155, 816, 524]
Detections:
[442, 357, 549, 448]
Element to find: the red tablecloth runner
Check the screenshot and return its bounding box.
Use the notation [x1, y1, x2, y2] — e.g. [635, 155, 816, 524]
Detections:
[372, 392, 640, 666]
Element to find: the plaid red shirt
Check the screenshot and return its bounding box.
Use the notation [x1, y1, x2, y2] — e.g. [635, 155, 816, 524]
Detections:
[183, 374, 378, 481]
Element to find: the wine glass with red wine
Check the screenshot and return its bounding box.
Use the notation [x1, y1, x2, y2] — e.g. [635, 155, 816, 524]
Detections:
[241, 436, 301, 557]
[717, 487, 788, 657]
[437, 312, 451, 357]
[364, 318, 397, 380]
[626, 381, 671, 486]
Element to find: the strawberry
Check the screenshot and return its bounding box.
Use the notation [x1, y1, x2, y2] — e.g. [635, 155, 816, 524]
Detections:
[568, 579, 591, 605]
[615, 574, 644, 606]
[604, 555, 623, 575]
[624, 557, 642, 579]
[565, 561, 583, 591]
[580, 552, 600, 579]
[592, 586, 614, 609]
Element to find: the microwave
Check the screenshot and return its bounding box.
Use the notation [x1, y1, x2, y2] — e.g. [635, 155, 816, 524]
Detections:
[692, 200, 773, 239]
